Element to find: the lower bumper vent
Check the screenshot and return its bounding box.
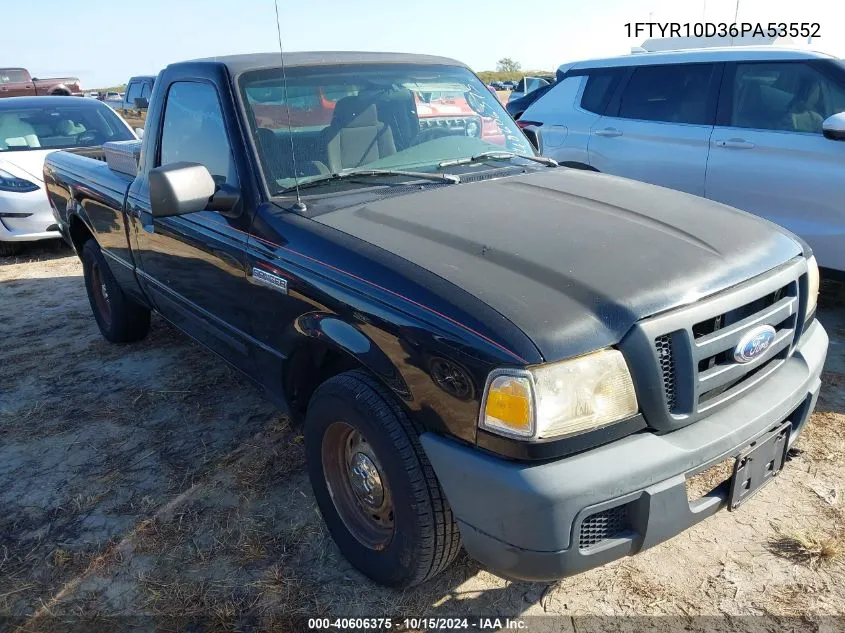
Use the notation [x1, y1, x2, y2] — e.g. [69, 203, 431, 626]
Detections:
[579, 505, 630, 550]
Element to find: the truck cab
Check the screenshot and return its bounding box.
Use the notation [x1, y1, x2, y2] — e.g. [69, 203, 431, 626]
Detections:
[116, 75, 155, 132]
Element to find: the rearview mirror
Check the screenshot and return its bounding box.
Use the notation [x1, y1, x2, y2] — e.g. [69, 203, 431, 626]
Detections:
[822, 112, 845, 141]
[149, 162, 216, 217]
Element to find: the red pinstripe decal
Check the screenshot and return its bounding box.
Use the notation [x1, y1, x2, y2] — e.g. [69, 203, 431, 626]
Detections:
[202, 217, 527, 363]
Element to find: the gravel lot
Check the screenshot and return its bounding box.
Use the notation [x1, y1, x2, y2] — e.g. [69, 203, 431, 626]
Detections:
[1, 242, 844, 632]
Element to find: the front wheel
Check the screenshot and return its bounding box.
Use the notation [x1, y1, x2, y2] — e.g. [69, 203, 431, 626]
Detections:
[82, 239, 151, 343]
[305, 370, 461, 587]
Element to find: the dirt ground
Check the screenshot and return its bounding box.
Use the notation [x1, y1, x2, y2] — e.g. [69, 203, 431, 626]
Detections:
[1, 242, 844, 632]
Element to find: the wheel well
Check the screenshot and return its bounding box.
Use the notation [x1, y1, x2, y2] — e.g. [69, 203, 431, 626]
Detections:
[68, 216, 94, 258]
[284, 342, 364, 419]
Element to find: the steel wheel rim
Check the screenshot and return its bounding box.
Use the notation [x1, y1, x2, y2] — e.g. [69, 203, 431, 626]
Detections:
[322, 421, 395, 550]
[90, 261, 112, 328]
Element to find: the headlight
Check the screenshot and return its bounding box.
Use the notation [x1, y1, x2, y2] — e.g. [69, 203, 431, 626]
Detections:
[479, 349, 639, 440]
[0, 168, 39, 193]
[806, 255, 819, 319]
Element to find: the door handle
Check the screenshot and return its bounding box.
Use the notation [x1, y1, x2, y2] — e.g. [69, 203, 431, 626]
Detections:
[714, 139, 755, 149]
[595, 127, 623, 138]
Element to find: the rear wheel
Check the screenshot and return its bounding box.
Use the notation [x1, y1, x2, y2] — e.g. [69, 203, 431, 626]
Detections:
[82, 239, 150, 343]
[305, 370, 461, 587]
[0, 241, 24, 257]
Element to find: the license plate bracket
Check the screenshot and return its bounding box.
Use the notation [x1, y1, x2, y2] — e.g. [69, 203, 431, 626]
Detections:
[728, 421, 791, 511]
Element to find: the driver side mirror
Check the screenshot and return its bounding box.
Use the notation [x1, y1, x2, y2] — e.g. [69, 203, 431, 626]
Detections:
[149, 162, 216, 218]
[822, 112, 845, 141]
[134, 96, 149, 110]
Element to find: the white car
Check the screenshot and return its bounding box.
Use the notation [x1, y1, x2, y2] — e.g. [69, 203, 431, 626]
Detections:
[522, 46, 845, 273]
[0, 96, 136, 256]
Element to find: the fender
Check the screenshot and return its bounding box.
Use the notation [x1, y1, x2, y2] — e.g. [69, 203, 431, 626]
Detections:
[65, 199, 96, 253]
[295, 311, 411, 400]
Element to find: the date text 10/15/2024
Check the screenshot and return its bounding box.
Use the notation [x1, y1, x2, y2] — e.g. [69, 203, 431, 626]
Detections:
[624, 22, 821, 39]
[307, 618, 527, 630]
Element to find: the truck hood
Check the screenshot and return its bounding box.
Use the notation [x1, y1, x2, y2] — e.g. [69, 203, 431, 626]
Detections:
[317, 169, 803, 362]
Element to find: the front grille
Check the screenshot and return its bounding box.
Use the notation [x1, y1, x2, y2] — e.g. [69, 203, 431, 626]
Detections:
[655, 334, 677, 412]
[645, 260, 805, 420]
[579, 505, 630, 550]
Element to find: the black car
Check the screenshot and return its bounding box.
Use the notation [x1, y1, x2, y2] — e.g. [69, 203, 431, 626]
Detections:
[44, 51, 827, 588]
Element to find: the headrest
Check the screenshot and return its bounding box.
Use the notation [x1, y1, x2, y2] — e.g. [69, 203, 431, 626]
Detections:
[332, 97, 379, 128]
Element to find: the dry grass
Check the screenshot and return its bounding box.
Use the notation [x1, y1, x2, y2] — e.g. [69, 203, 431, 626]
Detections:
[5, 246, 845, 623]
[686, 458, 735, 501]
[794, 411, 845, 463]
[769, 528, 845, 567]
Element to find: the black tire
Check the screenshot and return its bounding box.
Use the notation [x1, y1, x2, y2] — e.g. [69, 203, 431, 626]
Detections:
[0, 241, 24, 257]
[305, 370, 461, 587]
[82, 239, 150, 343]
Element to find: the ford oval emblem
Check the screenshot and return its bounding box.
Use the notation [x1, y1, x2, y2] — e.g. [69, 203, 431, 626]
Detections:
[733, 325, 777, 364]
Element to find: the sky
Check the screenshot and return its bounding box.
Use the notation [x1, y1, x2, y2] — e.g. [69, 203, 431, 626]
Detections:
[2, 0, 843, 89]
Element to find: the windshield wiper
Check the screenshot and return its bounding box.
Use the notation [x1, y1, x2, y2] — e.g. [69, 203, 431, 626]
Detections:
[438, 151, 558, 168]
[280, 168, 460, 194]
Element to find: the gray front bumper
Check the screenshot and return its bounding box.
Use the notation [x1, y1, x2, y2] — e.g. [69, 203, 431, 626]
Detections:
[421, 320, 828, 582]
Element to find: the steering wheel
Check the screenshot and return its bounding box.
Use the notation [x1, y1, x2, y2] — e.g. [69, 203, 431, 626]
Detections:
[77, 130, 99, 145]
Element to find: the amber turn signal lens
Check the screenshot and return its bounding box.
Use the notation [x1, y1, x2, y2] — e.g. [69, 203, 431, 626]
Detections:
[481, 374, 534, 438]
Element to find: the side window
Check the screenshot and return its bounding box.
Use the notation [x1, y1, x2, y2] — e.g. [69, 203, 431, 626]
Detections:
[140, 82, 151, 100]
[618, 64, 715, 125]
[159, 81, 237, 186]
[521, 75, 585, 123]
[125, 82, 142, 105]
[731, 62, 845, 134]
[580, 70, 622, 114]
[1, 69, 30, 83]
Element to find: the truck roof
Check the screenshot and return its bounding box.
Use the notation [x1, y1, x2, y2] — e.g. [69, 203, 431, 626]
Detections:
[181, 51, 467, 74]
[565, 46, 837, 71]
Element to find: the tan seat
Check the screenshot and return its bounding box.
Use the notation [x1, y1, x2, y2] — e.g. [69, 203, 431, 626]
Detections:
[0, 113, 40, 149]
[323, 97, 396, 172]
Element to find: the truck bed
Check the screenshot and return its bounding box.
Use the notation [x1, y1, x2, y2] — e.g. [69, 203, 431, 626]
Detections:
[44, 147, 139, 281]
[44, 147, 135, 224]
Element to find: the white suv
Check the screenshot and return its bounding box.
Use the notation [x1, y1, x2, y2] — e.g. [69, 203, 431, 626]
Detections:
[522, 47, 845, 273]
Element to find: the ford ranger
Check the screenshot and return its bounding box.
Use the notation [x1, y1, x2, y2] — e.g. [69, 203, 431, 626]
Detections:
[43, 52, 828, 588]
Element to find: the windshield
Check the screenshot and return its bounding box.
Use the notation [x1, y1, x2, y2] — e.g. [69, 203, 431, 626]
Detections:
[239, 63, 534, 195]
[0, 103, 133, 152]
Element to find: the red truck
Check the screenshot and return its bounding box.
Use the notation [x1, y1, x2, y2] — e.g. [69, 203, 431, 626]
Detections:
[0, 67, 82, 98]
[250, 84, 505, 144]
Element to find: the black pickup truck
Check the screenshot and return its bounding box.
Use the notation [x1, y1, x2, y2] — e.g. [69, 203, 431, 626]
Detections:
[44, 52, 828, 588]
